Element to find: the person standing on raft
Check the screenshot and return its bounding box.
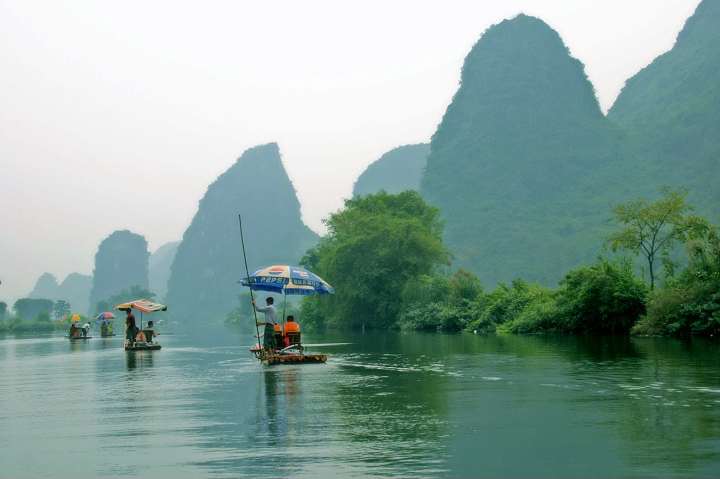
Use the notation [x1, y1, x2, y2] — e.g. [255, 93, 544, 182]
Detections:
[253, 297, 277, 356]
[125, 309, 139, 347]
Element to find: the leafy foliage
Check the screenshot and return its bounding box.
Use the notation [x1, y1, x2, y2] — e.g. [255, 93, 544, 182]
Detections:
[53, 300, 71, 320]
[301, 191, 451, 329]
[12, 298, 55, 320]
[606, 186, 710, 290]
[469, 279, 557, 334]
[634, 228, 720, 335]
[554, 256, 648, 334]
[398, 269, 484, 332]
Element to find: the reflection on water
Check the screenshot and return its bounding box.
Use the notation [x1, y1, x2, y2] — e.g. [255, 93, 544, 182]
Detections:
[0, 330, 718, 478]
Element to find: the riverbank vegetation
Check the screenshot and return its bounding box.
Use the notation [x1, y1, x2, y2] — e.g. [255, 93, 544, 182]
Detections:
[0, 285, 154, 334]
[0, 310, 70, 333]
[299, 189, 718, 337]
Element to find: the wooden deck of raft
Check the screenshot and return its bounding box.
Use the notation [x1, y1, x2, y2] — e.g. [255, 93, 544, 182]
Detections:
[250, 345, 327, 364]
[265, 353, 327, 364]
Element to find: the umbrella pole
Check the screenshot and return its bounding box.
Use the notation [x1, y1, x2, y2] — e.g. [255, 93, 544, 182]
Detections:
[238, 215, 261, 352]
[282, 289, 287, 326]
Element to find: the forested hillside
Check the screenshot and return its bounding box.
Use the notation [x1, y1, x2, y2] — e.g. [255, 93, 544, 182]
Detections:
[353, 144, 430, 197]
[607, 0, 720, 222]
[420, 14, 629, 286]
[88, 230, 150, 313]
[165, 143, 319, 322]
[149, 241, 179, 302]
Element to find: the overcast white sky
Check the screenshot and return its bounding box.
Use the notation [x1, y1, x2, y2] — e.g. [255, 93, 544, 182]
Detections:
[0, 0, 701, 306]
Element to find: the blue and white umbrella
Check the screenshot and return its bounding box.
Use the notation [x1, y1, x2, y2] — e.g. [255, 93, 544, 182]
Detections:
[240, 265, 334, 295]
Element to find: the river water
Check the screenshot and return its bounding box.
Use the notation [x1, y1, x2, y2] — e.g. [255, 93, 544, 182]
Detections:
[0, 328, 718, 478]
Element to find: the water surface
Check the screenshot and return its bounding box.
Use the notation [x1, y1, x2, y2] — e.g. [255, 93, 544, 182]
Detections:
[0, 329, 718, 478]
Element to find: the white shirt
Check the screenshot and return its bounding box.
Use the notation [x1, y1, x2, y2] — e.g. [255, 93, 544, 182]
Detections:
[255, 304, 277, 325]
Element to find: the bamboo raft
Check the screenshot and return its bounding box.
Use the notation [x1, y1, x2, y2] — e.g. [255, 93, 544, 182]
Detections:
[250, 344, 326, 364]
[125, 341, 162, 351]
[266, 353, 327, 364]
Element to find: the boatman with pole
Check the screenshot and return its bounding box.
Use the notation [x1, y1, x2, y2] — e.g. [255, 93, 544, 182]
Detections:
[253, 297, 277, 356]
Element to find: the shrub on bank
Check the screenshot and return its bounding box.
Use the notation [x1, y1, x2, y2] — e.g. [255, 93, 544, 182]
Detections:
[634, 229, 720, 336]
[554, 256, 648, 334]
[0, 315, 58, 333]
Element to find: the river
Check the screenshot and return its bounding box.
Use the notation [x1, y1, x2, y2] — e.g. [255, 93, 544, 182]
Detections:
[0, 328, 718, 478]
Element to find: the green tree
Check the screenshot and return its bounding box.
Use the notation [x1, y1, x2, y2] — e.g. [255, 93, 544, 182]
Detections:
[398, 269, 483, 332]
[469, 279, 553, 333]
[0, 301, 7, 320]
[301, 191, 451, 329]
[606, 186, 709, 290]
[225, 292, 256, 328]
[555, 256, 648, 334]
[635, 228, 720, 336]
[53, 300, 71, 320]
[13, 298, 54, 320]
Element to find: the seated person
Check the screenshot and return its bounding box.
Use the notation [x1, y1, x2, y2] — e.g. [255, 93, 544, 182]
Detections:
[100, 321, 108, 335]
[283, 315, 300, 335]
[144, 321, 158, 343]
[135, 330, 147, 342]
[284, 316, 301, 345]
[69, 323, 80, 337]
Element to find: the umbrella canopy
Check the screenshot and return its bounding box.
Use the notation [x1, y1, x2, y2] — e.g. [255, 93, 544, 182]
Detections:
[61, 313, 85, 323]
[95, 312, 116, 320]
[114, 299, 167, 313]
[240, 265, 334, 295]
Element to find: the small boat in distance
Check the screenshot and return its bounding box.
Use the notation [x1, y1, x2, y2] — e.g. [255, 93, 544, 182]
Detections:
[96, 312, 117, 337]
[115, 299, 166, 351]
[63, 314, 92, 340]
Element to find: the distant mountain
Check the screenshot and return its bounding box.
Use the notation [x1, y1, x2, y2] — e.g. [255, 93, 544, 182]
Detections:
[353, 144, 430, 197]
[607, 0, 720, 222]
[29, 273, 60, 300]
[88, 230, 150, 313]
[165, 143, 320, 323]
[420, 14, 628, 286]
[59, 273, 92, 313]
[29, 272, 92, 314]
[149, 241, 180, 302]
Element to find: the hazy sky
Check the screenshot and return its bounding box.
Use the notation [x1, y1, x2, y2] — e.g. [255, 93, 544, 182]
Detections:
[0, 0, 700, 306]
